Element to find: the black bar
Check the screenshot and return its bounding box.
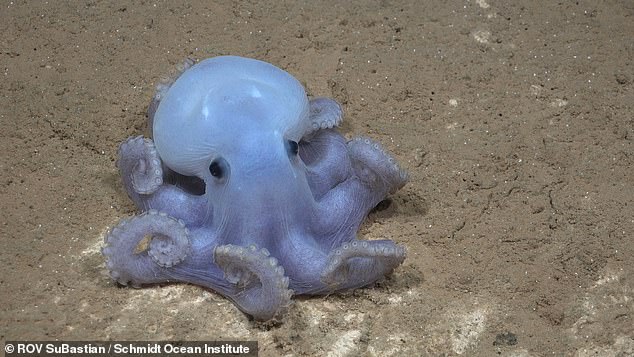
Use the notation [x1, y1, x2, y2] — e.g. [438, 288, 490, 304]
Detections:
[4, 341, 258, 357]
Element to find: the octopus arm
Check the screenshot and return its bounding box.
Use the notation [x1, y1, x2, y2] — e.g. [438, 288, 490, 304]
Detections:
[117, 136, 207, 226]
[306, 97, 343, 135]
[102, 210, 192, 287]
[213, 244, 293, 321]
[300, 129, 352, 199]
[320, 239, 406, 291]
[304, 130, 408, 248]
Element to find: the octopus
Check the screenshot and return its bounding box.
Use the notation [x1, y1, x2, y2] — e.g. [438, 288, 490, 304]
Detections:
[102, 56, 409, 321]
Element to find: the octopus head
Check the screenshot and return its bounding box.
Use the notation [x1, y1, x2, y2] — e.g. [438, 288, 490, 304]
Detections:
[152, 56, 312, 212]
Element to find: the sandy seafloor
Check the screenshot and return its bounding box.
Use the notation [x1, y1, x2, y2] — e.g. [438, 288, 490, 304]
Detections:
[1, 1, 633, 356]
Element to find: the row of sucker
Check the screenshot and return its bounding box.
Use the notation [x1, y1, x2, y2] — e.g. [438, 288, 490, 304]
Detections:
[347, 136, 409, 193]
[148, 58, 196, 125]
[118, 136, 164, 195]
[213, 244, 293, 321]
[153, 58, 196, 105]
[320, 240, 407, 288]
[308, 97, 343, 133]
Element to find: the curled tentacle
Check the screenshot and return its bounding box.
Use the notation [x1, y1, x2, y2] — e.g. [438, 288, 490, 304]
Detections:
[306, 97, 343, 136]
[148, 57, 196, 125]
[309, 135, 408, 250]
[347, 136, 409, 194]
[102, 210, 191, 287]
[320, 239, 406, 290]
[214, 244, 293, 321]
[118, 136, 163, 195]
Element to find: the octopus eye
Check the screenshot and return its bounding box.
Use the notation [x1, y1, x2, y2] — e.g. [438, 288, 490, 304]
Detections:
[287, 140, 299, 156]
[208, 159, 225, 179]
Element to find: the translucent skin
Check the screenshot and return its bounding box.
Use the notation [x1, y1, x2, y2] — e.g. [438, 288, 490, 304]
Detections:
[102, 56, 408, 321]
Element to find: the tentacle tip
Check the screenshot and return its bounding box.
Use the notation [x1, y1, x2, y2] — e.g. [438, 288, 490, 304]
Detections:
[255, 291, 294, 323]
